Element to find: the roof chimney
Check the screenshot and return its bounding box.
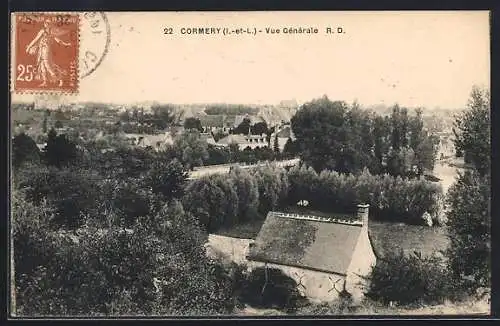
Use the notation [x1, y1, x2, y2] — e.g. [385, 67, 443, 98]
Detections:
[357, 204, 370, 227]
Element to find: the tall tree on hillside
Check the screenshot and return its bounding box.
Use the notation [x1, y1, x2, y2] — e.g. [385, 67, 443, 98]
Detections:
[453, 86, 490, 176]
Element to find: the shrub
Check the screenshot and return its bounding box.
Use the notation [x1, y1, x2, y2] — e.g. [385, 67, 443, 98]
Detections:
[366, 250, 451, 306]
[239, 267, 308, 313]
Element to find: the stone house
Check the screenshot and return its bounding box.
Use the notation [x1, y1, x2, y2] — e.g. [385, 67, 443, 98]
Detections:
[246, 204, 376, 303]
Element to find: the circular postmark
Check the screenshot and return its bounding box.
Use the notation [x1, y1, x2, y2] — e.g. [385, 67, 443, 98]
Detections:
[79, 12, 110, 78]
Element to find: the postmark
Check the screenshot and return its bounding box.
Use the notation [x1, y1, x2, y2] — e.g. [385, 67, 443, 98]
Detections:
[13, 13, 79, 93]
[80, 12, 110, 78]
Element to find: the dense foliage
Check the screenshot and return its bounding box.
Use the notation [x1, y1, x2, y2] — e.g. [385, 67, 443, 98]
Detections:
[366, 251, 451, 306]
[13, 191, 238, 316]
[12, 132, 41, 169]
[446, 171, 490, 293]
[452, 86, 490, 176]
[204, 104, 259, 116]
[445, 86, 491, 297]
[183, 165, 288, 232]
[291, 97, 439, 176]
[287, 166, 443, 223]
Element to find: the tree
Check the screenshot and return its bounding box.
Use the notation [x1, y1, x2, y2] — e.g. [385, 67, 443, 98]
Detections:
[183, 117, 203, 132]
[283, 138, 298, 158]
[233, 118, 251, 135]
[182, 176, 238, 231]
[253, 164, 289, 215]
[453, 86, 490, 176]
[12, 133, 40, 169]
[43, 128, 78, 168]
[42, 112, 48, 133]
[291, 97, 360, 173]
[446, 170, 490, 293]
[150, 104, 179, 129]
[54, 120, 63, 128]
[145, 158, 188, 200]
[372, 116, 388, 174]
[229, 167, 259, 222]
[446, 86, 491, 295]
[16, 165, 102, 228]
[273, 134, 280, 155]
[251, 122, 269, 135]
[173, 130, 209, 170]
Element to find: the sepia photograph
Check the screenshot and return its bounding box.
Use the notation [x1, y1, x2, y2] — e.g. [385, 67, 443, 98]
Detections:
[9, 11, 491, 317]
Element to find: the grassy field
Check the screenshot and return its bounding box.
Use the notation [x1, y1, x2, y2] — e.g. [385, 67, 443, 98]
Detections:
[368, 220, 449, 259]
[215, 219, 264, 239]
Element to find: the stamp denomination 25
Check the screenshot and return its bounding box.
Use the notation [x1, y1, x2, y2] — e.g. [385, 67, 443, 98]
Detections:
[14, 13, 79, 93]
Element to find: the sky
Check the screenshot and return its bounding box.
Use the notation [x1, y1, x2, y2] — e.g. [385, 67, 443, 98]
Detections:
[12, 11, 490, 109]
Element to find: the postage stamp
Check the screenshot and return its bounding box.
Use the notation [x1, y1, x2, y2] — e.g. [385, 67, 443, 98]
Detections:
[13, 13, 79, 93]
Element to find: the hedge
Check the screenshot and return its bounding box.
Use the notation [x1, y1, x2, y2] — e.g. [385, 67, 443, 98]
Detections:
[287, 166, 443, 223]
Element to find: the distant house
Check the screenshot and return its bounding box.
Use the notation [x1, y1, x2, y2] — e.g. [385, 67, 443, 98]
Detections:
[233, 114, 266, 129]
[272, 126, 295, 152]
[200, 132, 217, 146]
[124, 132, 174, 150]
[216, 134, 268, 150]
[246, 204, 376, 303]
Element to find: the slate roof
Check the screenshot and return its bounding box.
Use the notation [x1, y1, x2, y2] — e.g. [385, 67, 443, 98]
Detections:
[199, 115, 226, 128]
[199, 115, 234, 128]
[276, 126, 291, 138]
[217, 134, 247, 145]
[247, 211, 364, 276]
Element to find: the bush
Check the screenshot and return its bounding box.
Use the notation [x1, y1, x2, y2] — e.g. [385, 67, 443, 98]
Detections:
[366, 251, 452, 306]
[239, 267, 308, 312]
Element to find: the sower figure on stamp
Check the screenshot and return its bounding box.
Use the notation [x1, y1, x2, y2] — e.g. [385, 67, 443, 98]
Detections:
[25, 18, 71, 87]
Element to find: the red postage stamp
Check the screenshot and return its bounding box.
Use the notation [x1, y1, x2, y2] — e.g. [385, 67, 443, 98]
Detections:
[13, 13, 79, 93]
